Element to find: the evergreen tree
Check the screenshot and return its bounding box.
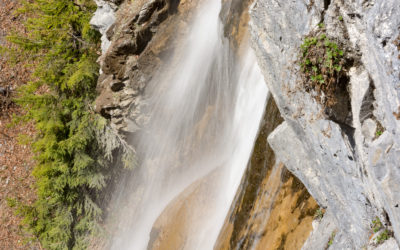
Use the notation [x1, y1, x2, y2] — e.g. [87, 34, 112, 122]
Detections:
[3, 0, 134, 249]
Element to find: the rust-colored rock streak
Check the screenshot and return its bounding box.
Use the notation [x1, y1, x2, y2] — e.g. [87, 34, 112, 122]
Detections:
[148, 169, 222, 250]
[215, 97, 318, 250]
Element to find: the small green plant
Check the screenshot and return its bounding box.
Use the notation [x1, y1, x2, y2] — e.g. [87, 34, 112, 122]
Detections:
[374, 121, 385, 140]
[376, 229, 390, 244]
[318, 23, 325, 28]
[6, 197, 18, 208]
[299, 30, 345, 106]
[372, 217, 383, 233]
[371, 217, 391, 244]
[338, 16, 343, 21]
[300, 35, 344, 83]
[327, 230, 336, 247]
[314, 208, 325, 221]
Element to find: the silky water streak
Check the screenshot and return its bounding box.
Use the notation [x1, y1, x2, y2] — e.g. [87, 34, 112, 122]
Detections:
[107, 1, 268, 249]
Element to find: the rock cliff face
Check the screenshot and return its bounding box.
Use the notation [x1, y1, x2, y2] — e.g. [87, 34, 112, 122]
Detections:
[250, 0, 400, 248]
[91, 0, 199, 137]
[91, 0, 400, 248]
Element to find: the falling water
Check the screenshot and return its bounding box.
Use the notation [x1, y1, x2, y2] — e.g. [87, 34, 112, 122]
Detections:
[108, 0, 268, 249]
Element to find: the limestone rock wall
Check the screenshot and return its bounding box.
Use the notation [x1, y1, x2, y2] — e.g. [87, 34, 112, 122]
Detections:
[90, 0, 400, 248]
[250, 0, 400, 248]
[91, 0, 323, 249]
[92, 0, 199, 137]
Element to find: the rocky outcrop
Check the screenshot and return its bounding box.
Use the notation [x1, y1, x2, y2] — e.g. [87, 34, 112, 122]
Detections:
[92, 0, 198, 137]
[91, 0, 400, 248]
[250, 0, 400, 248]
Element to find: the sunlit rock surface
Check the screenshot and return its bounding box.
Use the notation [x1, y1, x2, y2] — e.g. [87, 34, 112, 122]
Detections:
[90, 0, 400, 248]
[146, 96, 319, 250]
[251, 0, 400, 248]
[147, 169, 222, 250]
[92, 0, 200, 136]
[215, 97, 318, 250]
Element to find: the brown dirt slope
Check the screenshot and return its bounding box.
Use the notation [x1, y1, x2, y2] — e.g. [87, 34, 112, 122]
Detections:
[0, 1, 39, 249]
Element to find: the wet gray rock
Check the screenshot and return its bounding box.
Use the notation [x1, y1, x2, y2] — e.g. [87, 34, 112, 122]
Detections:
[251, 0, 400, 248]
[91, 0, 202, 138]
[91, 0, 182, 137]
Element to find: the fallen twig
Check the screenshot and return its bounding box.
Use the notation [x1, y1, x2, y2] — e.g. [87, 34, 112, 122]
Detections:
[0, 130, 11, 139]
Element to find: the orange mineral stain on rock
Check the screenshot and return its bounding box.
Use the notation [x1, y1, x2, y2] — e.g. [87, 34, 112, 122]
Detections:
[252, 169, 318, 250]
[214, 97, 318, 250]
[147, 97, 318, 250]
[148, 169, 222, 250]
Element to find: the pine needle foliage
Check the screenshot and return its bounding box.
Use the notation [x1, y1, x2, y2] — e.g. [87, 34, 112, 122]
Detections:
[4, 0, 135, 249]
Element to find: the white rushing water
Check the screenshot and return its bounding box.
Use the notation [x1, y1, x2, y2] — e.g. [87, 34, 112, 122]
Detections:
[108, 0, 268, 249]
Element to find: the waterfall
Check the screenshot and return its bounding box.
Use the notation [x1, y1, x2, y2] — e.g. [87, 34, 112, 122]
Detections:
[108, 0, 268, 249]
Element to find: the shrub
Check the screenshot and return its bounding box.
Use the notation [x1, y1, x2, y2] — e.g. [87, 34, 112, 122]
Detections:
[372, 217, 383, 233]
[299, 31, 346, 106]
[376, 229, 390, 244]
[371, 217, 392, 245]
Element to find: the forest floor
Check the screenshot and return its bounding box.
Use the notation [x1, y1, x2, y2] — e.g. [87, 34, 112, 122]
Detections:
[0, 0, 40, 249]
